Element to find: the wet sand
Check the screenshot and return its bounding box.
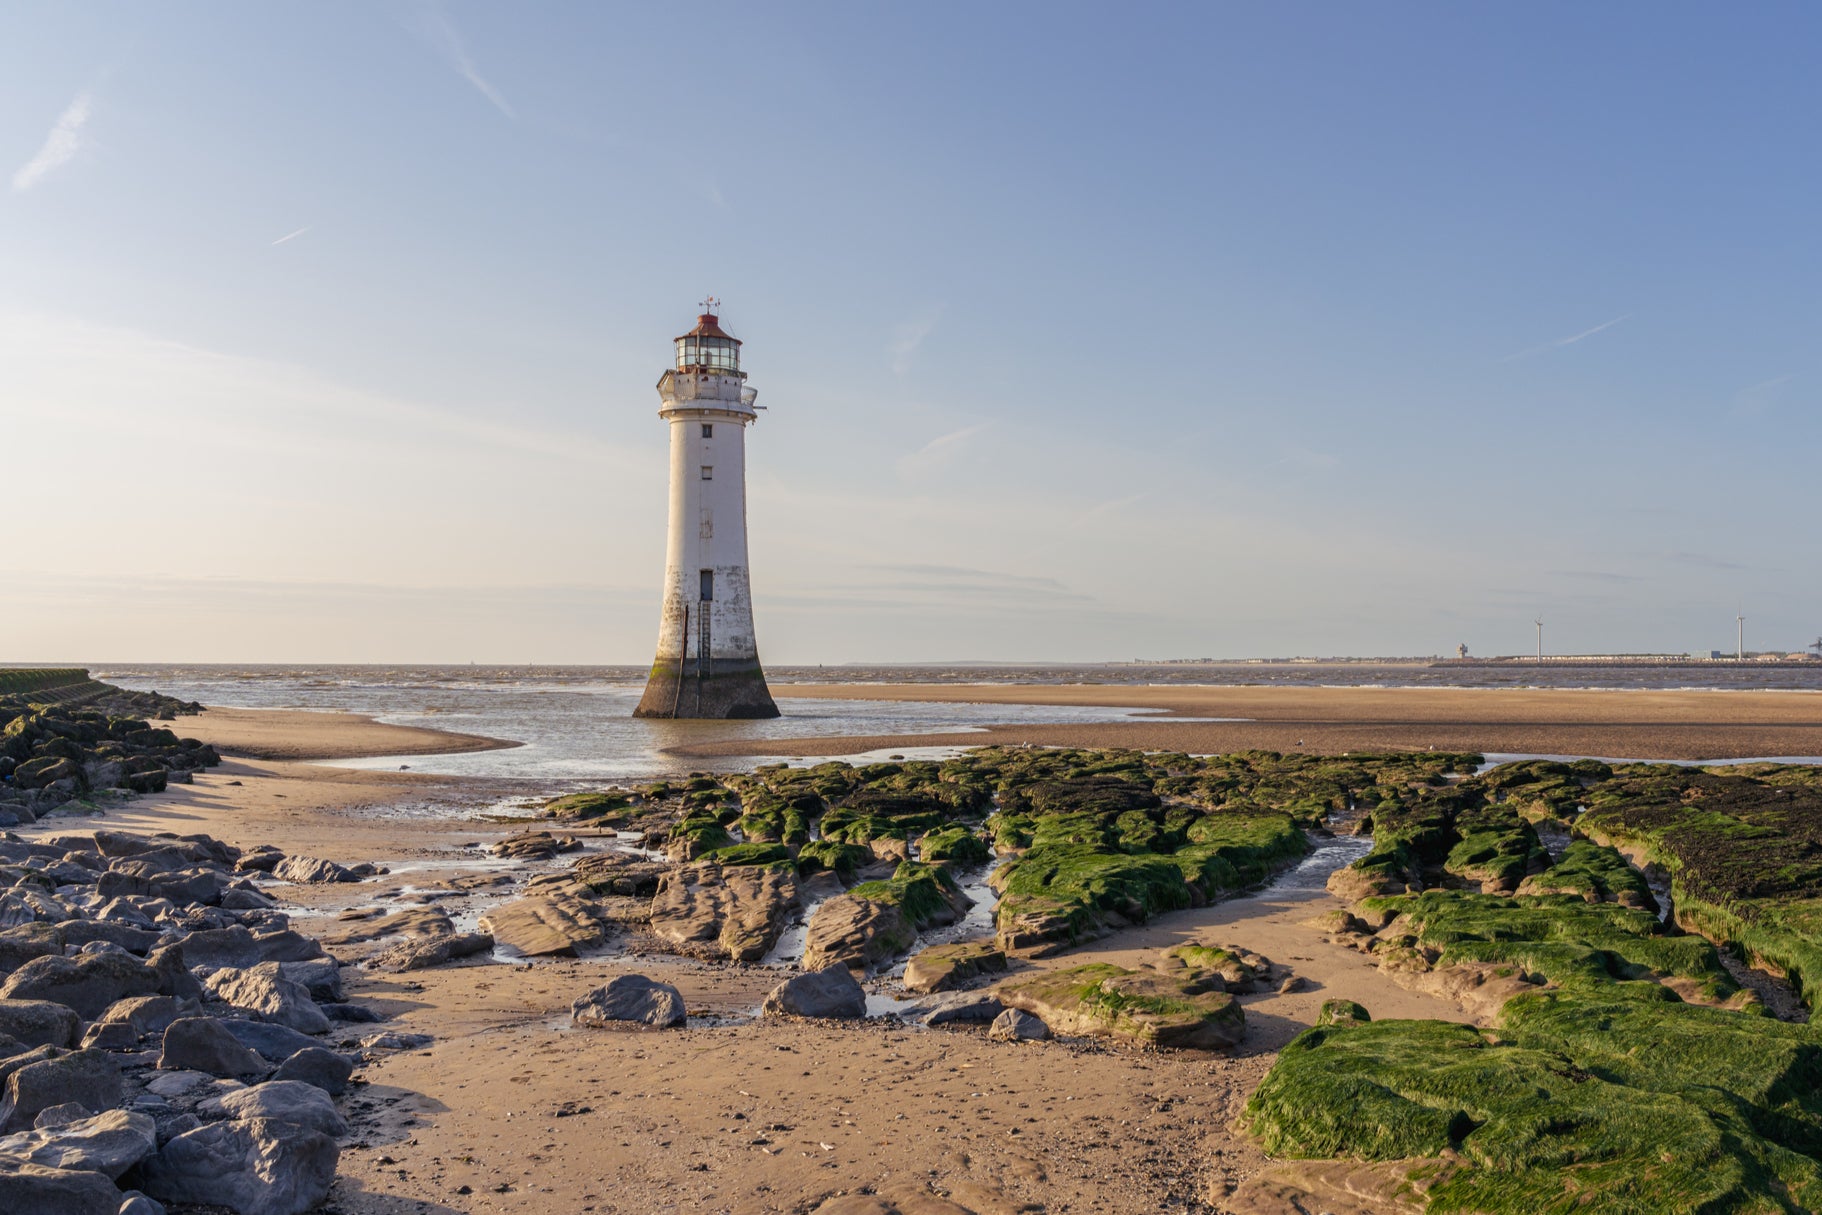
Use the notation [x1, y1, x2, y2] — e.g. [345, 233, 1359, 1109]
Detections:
[30, 703, 1642, 1212]
[674, 683, 1822, 762]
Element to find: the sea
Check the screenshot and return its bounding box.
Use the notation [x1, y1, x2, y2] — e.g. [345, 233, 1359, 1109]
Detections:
[95, 662, 1822, 786]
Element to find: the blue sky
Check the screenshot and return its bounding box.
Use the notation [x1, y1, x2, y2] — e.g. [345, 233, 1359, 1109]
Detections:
[3, 3, 1818, 662]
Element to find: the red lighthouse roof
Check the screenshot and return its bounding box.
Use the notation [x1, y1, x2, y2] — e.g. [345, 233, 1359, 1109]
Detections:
[678, 297, 739, 343]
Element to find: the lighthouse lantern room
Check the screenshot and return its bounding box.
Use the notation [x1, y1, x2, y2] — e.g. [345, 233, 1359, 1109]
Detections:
[634, 301, 779, 719]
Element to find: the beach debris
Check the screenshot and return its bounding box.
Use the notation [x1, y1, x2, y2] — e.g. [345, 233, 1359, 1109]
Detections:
[761, 963, 866, 1020]
[570, 975, 687, 1030]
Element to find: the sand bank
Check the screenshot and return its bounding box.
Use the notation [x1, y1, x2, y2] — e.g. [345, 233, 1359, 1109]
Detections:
[666, 682, 1822, 761]
[173, 705, 519, 762]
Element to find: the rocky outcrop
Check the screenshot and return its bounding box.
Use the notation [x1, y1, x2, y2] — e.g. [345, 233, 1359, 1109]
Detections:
[903, 941, 1007, 993]
[762, 964, 866, 1020]
[479, 895, 613, 958]
[648, 863, 798, 962]
[995, 952, 1247, 1050]
[571, 975, 687, 1030]
[270, 856, 361, 884]
[367, 931, 494, 972]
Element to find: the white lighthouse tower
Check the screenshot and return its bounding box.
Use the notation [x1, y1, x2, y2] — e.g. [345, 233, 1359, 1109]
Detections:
[634, 301, 780, 719]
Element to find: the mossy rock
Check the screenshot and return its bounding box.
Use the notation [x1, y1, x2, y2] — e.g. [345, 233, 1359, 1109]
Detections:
[696, 842, 793, 868]
[997, 958, 1245, 1050]
[903, 941, 1007, 994]
[542, 791, 633, 822]
[918, 824, 991, 865]
[1314, 999, 1370, 1027]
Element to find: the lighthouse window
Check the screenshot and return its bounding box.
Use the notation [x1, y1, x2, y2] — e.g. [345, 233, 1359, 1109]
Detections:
[701, 423, 713, 438]
[699, 570, 714, 601]
[701, 465, 713, 479]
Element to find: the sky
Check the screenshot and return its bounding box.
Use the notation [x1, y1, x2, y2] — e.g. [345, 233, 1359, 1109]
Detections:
[3, 3, 1819, 664]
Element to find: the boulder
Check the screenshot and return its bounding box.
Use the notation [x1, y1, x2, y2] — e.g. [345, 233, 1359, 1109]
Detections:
[140, 1116, 339, 1215]
[761, 964, 866, 1020]
[0, 1161, 122, 1215]
[204, 964, 329, 1035]
[277, 959, 342, 1004]
[987, 1008, 1050, 1042]
[97, 995, 187, 1037]
[478, 895, 612, 958]
[895, 991, 1005, 1027]
[270, 1048, 354, 1096]
[903, 941, 1007, 994]
[366, 932, 494, 973]
[648, 863, 799, 962]
[0, 999, 81, 1049]
[0, 1107, 157, 1178]
[801, 895, 912, 975]
[157, 1018, 268, 1078]
[221, 1021, 320, 1064]
[0, 952, 161, 1020]
[270, 856, 359, 884]
[570, 975, 686, 1030]
[0, 1049, 123, 1132]
[119, 1193, 166, 1215]
[996, 958, 1245, 1051]
[78, 1021, 138, 1051]
[0, 922, 63, 976]
[198, 1081, 348, 1138]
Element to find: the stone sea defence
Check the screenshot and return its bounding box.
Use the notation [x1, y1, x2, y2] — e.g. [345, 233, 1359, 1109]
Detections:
[0, 670, 216, 829]
[1241, 757, 1822, 1214]
[0, 823, 437, 1215]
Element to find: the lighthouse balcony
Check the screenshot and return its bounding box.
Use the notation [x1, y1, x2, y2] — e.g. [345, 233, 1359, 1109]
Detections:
[657, 369, 758, 416]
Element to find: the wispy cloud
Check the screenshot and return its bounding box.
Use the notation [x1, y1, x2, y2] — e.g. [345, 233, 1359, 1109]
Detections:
[271, 225, 312, 246]
[889, 309, 942, 375]
[896, 421, 987, 478]
[12, 91, 93, 193]
[1729, 373, 1791, 418]
[1502, 313, 1630, 362]
[417, 2, 514, 118]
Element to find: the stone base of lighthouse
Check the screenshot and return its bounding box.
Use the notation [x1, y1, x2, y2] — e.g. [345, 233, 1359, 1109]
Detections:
[634, 656, 779, 719]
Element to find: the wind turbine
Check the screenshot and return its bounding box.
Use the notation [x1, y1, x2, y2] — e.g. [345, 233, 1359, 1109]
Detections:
[1737, 610, 1745, 662]
[1535, 615, 1544, 662]
[1811, 636, 1822, 659]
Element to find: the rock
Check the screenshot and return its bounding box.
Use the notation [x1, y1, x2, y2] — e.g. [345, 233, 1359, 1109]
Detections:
[97, 996, 187, 1037]
[490, 831, 582, 860]
[118, 1194, 166, 1215]
[140, 1116, 339, 1215]
[0, 1161, 122, 1215]
[996, 954, 1246, 1050]
[0, 1107, 157, 1178]
[1159, 943, 1282, 994]
[198, 1080, 348, 1138]
[903, 941, 1008, 994]
[204, 964, 329, 1034]
[762, 964, 866, 1020]
[987, 1008, 1049, 1042]
[220, 1021, 321, 1064]
[0, 1049, 124, 1132]
[0, 923, 63, 976]
[277, 959, 342, 1004]
[78, 1021, 139, 1050]
[219, 888, 276, 911]
[800, 895, 912, 975]
[358, 1031, 432, 1051]
[157, 1018, 268, 1078]
[570, 975, 686, 1030]
[270, 856, 359, 884]
[366, 932, 494, 973]
[895, 991, 1005, 1026]
[0, 952, 162, 1020]
[648, 863, 799, 962]
[0, 999, 81, 1049]
[270, 1048, 353, 1096]
[171, 927, 324, 972]
[478, 895, 612, 958]
[143, 1071, 212, 1100]
[1316, 999, 1372, 1028]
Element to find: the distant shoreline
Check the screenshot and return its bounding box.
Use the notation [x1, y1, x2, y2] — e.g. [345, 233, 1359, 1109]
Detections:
[672, 681, 1822, 762]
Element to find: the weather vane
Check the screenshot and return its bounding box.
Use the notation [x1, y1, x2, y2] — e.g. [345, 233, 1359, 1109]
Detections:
[700, 295, 720, 315]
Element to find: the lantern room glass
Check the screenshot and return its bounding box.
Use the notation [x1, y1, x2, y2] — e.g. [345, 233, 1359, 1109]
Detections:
[677, 336, 740, 372]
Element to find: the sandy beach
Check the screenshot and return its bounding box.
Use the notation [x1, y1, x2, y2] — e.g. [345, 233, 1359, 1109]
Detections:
[30, 702, 1484, 1214]
[671, 683, 1822, 762]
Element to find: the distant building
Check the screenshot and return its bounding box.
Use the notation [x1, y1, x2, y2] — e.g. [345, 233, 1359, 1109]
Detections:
[1457, 643, 1469, 659]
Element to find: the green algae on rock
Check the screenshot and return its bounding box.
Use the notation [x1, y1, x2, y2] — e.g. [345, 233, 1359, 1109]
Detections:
[996, 953, 1247, 1049]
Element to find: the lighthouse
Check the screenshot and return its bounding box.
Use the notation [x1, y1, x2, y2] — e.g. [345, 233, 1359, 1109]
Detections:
[634, 302, 780, 719]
